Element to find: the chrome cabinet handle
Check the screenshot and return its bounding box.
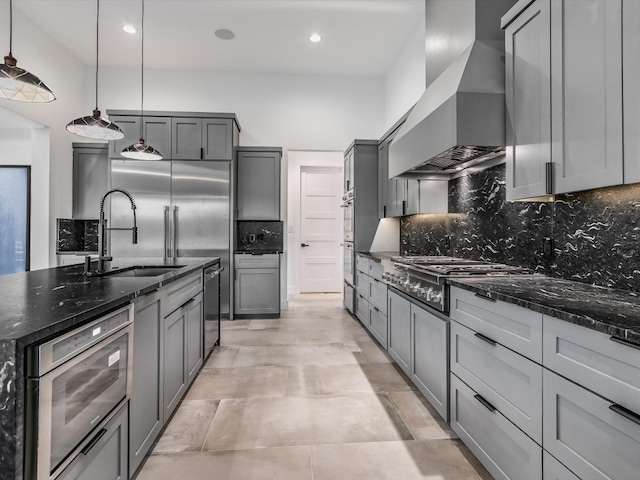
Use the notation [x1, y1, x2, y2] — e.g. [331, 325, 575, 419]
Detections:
[164, 206, 171, 258]
[609, 404, 640, 426]
[172, 206, 178, 258]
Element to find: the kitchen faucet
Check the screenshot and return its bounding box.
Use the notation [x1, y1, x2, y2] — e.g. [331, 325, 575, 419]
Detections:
[87, 188, 138, 275]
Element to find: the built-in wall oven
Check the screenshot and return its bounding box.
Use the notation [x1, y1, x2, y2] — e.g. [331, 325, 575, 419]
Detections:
[26, 305, 133, 480]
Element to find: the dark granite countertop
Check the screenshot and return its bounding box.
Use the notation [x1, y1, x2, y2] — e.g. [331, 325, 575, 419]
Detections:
[235, 250, 282, 255]
[0, 257, 219, 347]
[448, 275, 640, 344]
[356, 251, 399, 263]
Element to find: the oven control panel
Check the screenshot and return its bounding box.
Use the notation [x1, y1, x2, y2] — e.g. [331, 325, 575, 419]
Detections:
[382, 269, 445, 311]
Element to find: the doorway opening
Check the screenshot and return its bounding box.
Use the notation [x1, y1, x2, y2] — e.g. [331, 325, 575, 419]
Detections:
[0, 166, 31, 274]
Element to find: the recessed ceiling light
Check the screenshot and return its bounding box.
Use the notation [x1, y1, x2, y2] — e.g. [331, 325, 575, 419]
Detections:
[123, 25, 137, 34]
[215, 29, 235, 40]
[310, 33, 322, 43]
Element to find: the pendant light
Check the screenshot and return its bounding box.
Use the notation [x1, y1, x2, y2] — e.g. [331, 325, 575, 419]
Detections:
[121, 0, 162, 160]
[0, 0, 55, 102]
[66, 0, 124, 140]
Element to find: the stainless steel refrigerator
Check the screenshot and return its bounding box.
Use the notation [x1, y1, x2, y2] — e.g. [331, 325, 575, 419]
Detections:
[109, 160, 232, 316]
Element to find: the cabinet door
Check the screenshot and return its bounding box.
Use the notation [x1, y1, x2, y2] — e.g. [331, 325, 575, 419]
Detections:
[387, 289, 411, 375]
[543, 369, 640, 480]
[130, 293, 163, 476]
[202, 118, 233, 160]
[404, 180, 419, 216]
[411, 304, 449, 421]
[377, 141, 388, 218]
[143, 117, 172, 159]
[185, 292, 204, 386]
[369, 303, 387, 349]
[504, 0, 551, 200]
[344, 281, 354, 314]
[543, 452, 580, 480]
[72, 144, 108, 218]
[236, 151, 281, 220]
[344, 149, 354, 192]
[109, 116, 140, 158]
[551, 0, 623, 194]
[355, 292, 369, 327]
[57, 403, 128, 480]
[234, 268, 280, 315]
[163, 307, 187, 419]
[171, 117, 203, 159]
[623, 0, 640, 184]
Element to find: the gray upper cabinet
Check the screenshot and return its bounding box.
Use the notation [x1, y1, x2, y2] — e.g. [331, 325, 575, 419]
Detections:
[171, 117, 202, 159]
[72, 143, 108, 219]
[503, 0, 624, 199]
[377, 141, 388, 218]
[202, 118, 234, 160]
[623, 0, 640, 184]
[550, 0, 623, 194]
[504, 0, 551, 200]
[108, 116, 171, 159]
[236, 149, 282, 220]
[344, 148, 354, 193]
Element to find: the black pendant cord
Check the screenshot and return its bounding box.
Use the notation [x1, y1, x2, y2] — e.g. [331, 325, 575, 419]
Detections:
[140, 0, 145, 140]
[9, 0, 13, 56]
[95, 0, 100, 111]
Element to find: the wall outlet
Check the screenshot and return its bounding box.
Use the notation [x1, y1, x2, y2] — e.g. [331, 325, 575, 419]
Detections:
[444, 235, 451, 250]
[543, 237, 553, 260]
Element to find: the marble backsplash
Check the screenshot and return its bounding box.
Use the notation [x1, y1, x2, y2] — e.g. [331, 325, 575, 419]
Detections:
[400, 163, 640, 292]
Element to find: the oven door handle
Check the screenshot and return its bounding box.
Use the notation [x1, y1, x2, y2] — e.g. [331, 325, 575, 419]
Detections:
[81, 428, 108, 455]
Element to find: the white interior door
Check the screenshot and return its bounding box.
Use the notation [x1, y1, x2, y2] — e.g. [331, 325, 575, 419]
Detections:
[300, 167, 342, 292]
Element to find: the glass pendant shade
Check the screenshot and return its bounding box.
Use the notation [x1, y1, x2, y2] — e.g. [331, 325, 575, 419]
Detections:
[0, 54, 55, 103]
[121, 138, 162, 160]
[66, 109, 124, 140]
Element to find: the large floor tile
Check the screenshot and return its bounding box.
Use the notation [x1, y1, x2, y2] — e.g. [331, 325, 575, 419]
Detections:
[356, 337, 394, 363]
[203, 345, 239, 368]
[221, 328, 300, 346]
[305, 363, 415, 395]
[387, 390, 456, 441]
[152, 400, 219, 454]
[186, 365, 305, 400]
[202, 393, 413, 451]
[137, 447, 313, 480]
[310, 440, 492, 480]
[232, 343, 365, 367]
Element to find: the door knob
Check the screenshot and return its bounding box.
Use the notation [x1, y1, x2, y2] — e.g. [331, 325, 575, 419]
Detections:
[301, 243, 309, 247]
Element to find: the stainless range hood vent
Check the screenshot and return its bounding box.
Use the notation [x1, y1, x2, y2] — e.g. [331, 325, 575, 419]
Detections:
[389, 38, 507, 178]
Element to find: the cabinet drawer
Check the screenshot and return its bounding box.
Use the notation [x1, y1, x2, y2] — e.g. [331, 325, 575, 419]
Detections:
[368, 260, 384, 281]
[450, 374, 542, 480]
[449, 286, 543, 363]
[368, 277, 387, 313]
[163, 271, 203, 317]
[355, 255, 369, 273]
[451, 321, 542, 443]
[543, 315, 640, 415]
[543, 369, 640, 480]
[355, 270, 370, 299]
[355, 292, 369, 326]
[543, 451, 580, 480]
[235, 253, 280, 269]
[368, 302, 387, 349]
[344, 282, 354, 314]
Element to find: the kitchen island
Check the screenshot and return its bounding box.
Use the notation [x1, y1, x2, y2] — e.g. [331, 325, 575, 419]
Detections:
[0, 257, 218, 480]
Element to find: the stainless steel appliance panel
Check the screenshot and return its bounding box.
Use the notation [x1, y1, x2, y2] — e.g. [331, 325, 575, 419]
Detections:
[110, 160, 171, 258]
[342, 197, 354, 242]
[344, 241, 354, 285]
[204, 263, 223, 357]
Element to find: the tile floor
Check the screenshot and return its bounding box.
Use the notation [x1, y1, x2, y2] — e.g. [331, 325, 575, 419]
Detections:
[136, 293, 492, 480]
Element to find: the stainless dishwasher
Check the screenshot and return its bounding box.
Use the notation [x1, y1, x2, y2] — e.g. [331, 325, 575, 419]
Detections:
[25, 305, 133, 480]
[204, 263, 224, 358]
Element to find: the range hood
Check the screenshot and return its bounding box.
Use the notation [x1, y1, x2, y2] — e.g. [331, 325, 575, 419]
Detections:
[389, 39, 506, 178]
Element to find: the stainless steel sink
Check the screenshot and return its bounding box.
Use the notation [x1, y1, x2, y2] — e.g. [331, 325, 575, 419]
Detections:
[104, 266, 185, 278]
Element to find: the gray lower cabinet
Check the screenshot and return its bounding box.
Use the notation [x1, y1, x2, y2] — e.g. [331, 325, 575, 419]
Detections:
[343, 281, 354, 313]
[369, 303, 387, 348]
[234, 254, 280, 316]
[58, 403, 128, 480]
[543, 451, 580, 480]
[387, 289, 411, 375]
[450, 374, 542, 480]
[185, 292, 204, 386]
[163, 306, 187, 419]
[355, 292, 369, 327]
[129, 292, 163, 476]
[543, 369, 640, 480]
[411, 303, 448, 421]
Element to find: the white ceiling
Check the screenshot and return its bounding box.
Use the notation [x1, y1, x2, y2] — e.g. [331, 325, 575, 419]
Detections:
[11, 0, 425, 77]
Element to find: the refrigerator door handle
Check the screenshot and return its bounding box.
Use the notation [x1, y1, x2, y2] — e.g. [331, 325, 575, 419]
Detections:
[172, 206, 179, 258]
[164, 206, 171, 258]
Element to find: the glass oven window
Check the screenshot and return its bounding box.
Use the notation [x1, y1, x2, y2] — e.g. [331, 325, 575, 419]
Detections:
[48, 331, 129, 473]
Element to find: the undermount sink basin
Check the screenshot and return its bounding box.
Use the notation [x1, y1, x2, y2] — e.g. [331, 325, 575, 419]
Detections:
[105, 265, 185, 278]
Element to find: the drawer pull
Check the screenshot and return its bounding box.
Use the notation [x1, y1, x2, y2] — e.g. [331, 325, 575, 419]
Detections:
[373, 306, 379, 313]
[609, 336, 640, 351]
[474, 394, 497, 413]
[609, 404, 640, 426]
[474, 332, 497, 346]
[474, 292, 496, 302]
[82, 428, 107, 455]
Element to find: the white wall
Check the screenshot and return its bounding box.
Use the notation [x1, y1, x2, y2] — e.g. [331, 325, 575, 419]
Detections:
[384, 18, 426, 128]
[0, 9, 87, 268]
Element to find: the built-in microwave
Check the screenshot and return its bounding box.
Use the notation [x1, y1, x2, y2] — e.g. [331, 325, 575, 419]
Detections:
[25, 305, 133, 480]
